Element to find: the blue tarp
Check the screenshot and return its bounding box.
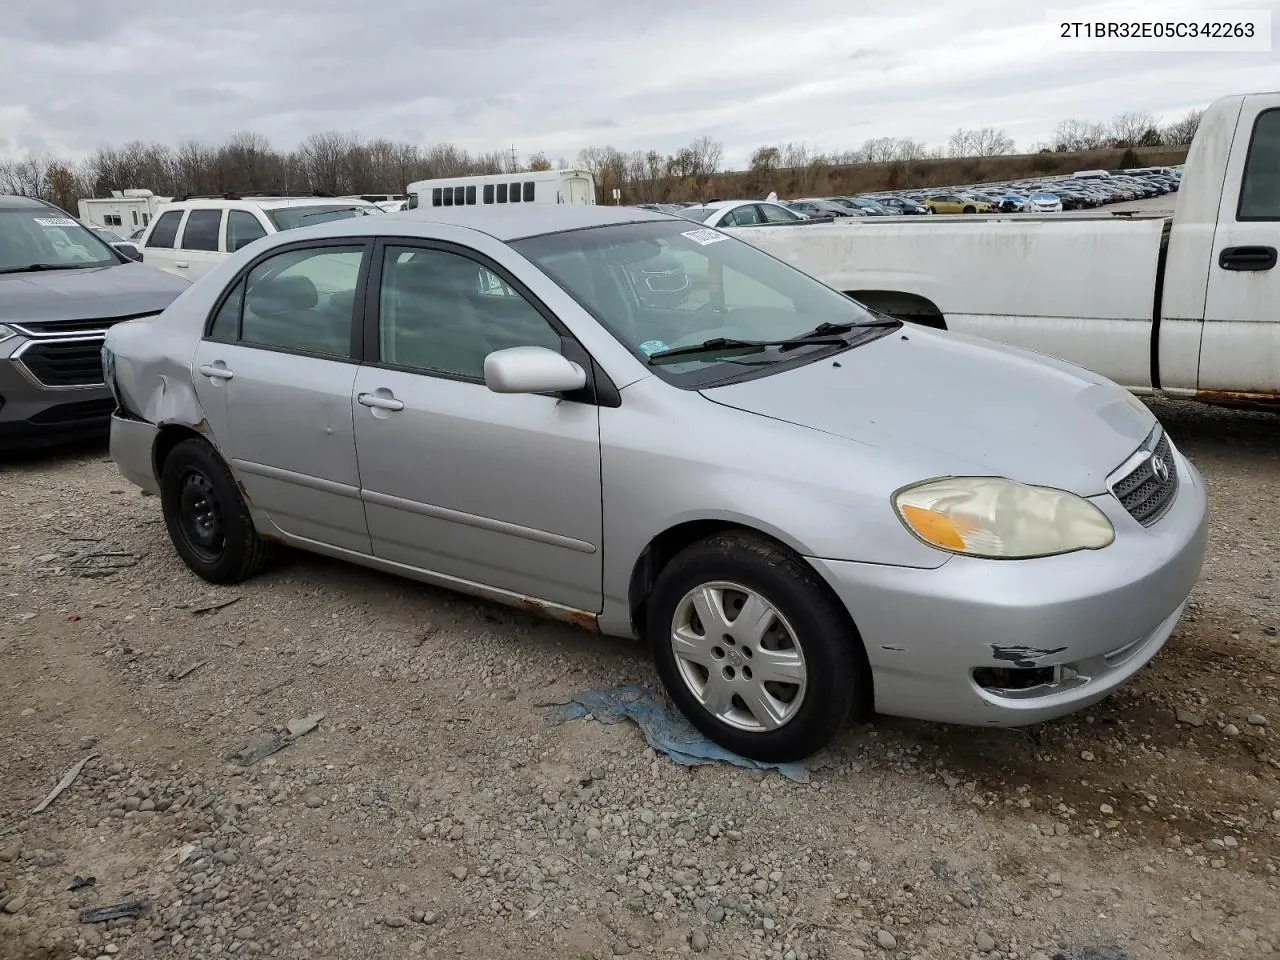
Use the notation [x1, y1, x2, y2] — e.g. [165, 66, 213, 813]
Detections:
[543, 684, 817, 783]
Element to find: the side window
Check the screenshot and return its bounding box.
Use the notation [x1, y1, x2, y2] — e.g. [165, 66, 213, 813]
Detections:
[238, 246, 365, 358]
[466, 185, 477, 205]
[180, 209, 222, 252]
[728, 205, 761, 226]
[146, 210, 183, 249]
[509, 182, 522, 204]
[227, 210, 268, 253]
[208, 280, 245, 341]
[496, 183, 508, 203]
[523, 181, 535, 202]
[454, 186, 465, 206]
[483, 184, 495, 204]
[759, 203, 798, 223]
[432, 188, 443, 207]
[1239, 108, 1280, 220]
[377, 245, 562, 379]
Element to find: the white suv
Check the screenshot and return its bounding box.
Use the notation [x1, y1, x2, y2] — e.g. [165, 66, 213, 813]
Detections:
[139, 193, 382, 282]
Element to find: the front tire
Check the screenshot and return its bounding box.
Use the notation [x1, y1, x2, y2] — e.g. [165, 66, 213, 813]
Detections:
[962, 205, 976, 214]
[159, 438, 273, 584]
[647, 532, 867, 763]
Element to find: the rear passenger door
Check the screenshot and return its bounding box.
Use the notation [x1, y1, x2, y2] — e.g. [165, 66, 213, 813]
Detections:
[141, 209, 186, 278]
[175, 208, 225, 281]
[193, 240, 373, 553]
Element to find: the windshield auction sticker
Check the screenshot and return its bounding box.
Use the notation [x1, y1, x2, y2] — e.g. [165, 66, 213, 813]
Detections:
[33, 217, 78, 227]
[681, 228, 728, 246]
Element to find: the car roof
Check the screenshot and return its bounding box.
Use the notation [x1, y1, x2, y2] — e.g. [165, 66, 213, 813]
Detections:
[167, 196, 376, 210]
[0, 195, 53, 211]
[255, 203, 675, 244]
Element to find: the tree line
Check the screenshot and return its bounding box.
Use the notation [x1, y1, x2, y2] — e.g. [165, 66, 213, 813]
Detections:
[0, 108, 1203, 212]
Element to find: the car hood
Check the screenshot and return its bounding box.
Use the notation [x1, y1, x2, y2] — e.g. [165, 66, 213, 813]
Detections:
[699, 328, 1155, 495]
[0, 263, 189, 323]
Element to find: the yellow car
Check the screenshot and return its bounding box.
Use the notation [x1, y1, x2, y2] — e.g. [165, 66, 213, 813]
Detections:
[923, 193, 995, 214]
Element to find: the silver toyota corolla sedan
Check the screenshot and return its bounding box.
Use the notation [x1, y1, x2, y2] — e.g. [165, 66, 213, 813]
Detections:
[102, 205, 1208, 762]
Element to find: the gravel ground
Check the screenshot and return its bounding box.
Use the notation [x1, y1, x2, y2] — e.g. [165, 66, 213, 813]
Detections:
[1, 398, 1277, 960]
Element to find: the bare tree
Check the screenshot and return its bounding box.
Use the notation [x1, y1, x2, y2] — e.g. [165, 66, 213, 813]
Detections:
[949, 127, 1015, 157]
[297, 132, 355, 193]
[1109, 111, 1159, 147]
[1163, 108, 1203, 145]
[526, 152, 552, 172]
[861, 137, 900, 164]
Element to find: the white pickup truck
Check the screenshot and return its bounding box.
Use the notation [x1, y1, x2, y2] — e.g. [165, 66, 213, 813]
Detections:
[727, 91, 1280, 410]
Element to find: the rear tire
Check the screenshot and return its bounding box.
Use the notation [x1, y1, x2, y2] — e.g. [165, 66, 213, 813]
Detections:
[647, 532, 867, 763]
[159, 437, 273, 584]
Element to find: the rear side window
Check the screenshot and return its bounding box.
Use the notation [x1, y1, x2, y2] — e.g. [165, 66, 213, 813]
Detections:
[1238, 108, 1280, 221]
[146, 210, 183, 248]
[239, 246, 365, 357]
[523, 182, 535, 202]
[208, 280, 244, 341]
[227, 210, 267, 252]
[181, 209, 222, 251]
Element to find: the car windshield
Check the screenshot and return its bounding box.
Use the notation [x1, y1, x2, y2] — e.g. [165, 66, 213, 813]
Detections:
[677, 206, 722, 223]
[511, 219, 897, 388]
[265, 205, 370, 231]
[0, 209, 117, 272]
[92, 226, 124, 242]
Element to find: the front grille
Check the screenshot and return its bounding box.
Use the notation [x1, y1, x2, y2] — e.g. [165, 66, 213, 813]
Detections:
[16, 339, 107, 387]
[1112, 430, 1179, 526]
[10, 313, 159, 338]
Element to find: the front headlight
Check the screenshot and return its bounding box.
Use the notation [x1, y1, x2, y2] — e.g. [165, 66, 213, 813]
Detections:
[893, 477, 1114, 559]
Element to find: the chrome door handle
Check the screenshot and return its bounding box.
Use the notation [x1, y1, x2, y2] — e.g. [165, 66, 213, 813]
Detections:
[174, 261, 190, 269]
[198, 364, 234, 380]
[358, 392, 404, 411]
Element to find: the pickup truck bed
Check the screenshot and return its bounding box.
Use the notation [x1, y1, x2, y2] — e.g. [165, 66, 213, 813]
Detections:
[728, 214, 1173, 391]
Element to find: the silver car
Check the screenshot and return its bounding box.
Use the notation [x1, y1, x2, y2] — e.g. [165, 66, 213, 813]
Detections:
[103, 205, 1208, 762]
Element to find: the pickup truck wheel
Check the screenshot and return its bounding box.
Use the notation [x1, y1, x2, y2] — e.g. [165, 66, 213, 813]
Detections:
[160, 437, 273, 585]
[647, 532, 866, 763]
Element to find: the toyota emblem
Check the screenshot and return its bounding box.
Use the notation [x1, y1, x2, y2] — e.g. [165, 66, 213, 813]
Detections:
[1150, 454, 1169, 483]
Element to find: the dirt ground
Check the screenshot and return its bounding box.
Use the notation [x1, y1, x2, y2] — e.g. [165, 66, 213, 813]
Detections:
[1, 398, 1277, 960]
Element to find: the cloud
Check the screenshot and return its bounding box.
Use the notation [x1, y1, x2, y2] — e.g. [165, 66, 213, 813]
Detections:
[0, 0, 1276, 168]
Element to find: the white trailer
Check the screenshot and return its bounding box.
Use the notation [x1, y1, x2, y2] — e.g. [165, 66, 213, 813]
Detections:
[77, 189, 171, 237]
[405, 169, 596, 211]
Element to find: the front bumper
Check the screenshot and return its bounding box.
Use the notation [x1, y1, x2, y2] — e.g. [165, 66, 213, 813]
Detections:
[809, 445, 1208, 727]
[0, 345, 114, 449]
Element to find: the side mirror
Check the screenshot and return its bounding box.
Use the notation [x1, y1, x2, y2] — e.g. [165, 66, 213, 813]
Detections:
[484, 346, 587, 395]
[112, 242, 143, 262]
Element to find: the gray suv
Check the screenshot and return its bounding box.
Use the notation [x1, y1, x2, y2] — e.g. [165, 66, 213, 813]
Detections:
[1, 195, 190, 449]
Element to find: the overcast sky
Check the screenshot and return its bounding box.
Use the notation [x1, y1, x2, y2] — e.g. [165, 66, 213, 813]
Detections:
[2, 0, 1277, 168]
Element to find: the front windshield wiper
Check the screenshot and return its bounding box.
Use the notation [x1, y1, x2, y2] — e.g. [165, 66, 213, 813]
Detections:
[647, 335, 850, 365]
[792, 318, 900, 338]
[0, 262, 99, 275]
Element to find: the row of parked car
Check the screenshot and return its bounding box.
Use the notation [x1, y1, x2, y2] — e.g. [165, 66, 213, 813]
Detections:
[636, 165, 1184, 226]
